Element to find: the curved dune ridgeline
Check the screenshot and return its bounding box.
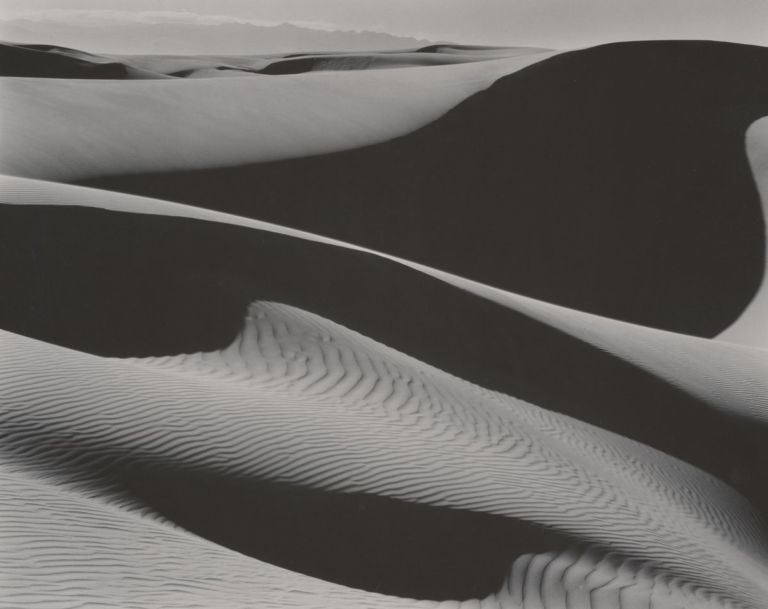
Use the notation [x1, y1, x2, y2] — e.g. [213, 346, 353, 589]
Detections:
[1, 181, 767, 521]
[718, 115, 768, 348]
[2, 38, 768, 609]
[0, 42, 544, 79]
[0, 46, 559, 181]
[0, 42, 174, 79]
[84, 41, 768, 339]
[3, 303, 768, 607]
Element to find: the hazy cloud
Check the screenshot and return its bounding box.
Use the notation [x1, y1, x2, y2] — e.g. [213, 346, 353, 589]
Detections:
[0, 7, 430, 54]
[0, 9, 346, 33]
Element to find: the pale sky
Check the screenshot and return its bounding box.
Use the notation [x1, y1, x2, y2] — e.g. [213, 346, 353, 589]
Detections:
[1, 0, 767, 48]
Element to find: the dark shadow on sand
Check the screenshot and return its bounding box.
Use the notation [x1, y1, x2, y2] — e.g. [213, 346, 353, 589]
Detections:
[2, 203, 767, 520]
[120, 462, 574, 600]
[84, 40, 768, 337]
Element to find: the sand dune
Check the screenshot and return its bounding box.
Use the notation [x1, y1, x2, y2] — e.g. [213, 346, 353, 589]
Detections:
[83, 40, 768, 341]
[0, 42, 173, 79]
[0, 43, 548, 80]
[2, 37, 768, 609]
[2, 303, 767, 607]
[1, 41, 543, 79]
[718, 115, 768, 348]
[256, 48, 546, 74]
[115, 45, 548, 77]
[258, 52, 505, 74]
[3, 174, 766, 427]
[0, 46, 558, 181]
[2, 175, 767, 515]
[0, 466, 438, 609]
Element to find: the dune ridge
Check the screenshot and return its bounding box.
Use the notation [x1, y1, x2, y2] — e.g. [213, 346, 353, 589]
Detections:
[2, 176, 768, 519]
[2, 302, 767, 607]
[255, 47, 549, 75]
[718, 116, 768, 348]
[0, 42, 174, 79]
[2, 37, 768, 609]
[3, 174, 765, 426]
[0, 42, 552, 79]
[81, 40, 768, 341]
[1, 464, 742, 609]
[0, 466, 439, 609]
[0, 45, 558, 181]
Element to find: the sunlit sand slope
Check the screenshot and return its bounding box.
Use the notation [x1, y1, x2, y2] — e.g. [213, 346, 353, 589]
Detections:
[2, 302, 767, 607]
[1, 175, 767, 517]
[0, 43, 558, 181]
[1, 37, 767, 609]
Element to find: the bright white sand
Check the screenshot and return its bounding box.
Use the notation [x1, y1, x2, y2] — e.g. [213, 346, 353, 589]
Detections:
[0, 49, 558, 182]
[106, 45, 550, 75]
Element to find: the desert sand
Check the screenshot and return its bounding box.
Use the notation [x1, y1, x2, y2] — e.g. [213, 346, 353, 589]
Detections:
[1, 39, 768, 609]
[3, 303, 768, 607]
[0, 43, 559, 180]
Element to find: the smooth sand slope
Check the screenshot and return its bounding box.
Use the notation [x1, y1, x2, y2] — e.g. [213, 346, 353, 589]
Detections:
[0, 43, 559, 181]
[82, 41, 768, 341]
[2, 302, 768, 608]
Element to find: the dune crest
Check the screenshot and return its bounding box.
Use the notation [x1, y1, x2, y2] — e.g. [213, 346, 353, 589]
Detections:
[2, 175, 767, 522]
[82, 41, 768, 340]
[718, 115, 768, 349]
[2, 302, 768, 606]
[0, 42, 173, 79]
[0, 44, 558, 181]
[2, 37, 767, 609]
[0, 41, 549, 79]
[3, 174, 765, 429]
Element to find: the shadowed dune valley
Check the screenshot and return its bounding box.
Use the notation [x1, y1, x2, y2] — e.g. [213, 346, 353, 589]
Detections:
[2, 3, 768, 608]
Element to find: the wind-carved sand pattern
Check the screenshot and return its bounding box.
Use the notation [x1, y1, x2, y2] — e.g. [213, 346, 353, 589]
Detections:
[2, 303, 768, 608]
[1, 39, 768, 609]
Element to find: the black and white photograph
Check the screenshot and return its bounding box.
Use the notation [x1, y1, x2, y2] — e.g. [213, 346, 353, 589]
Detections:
[1, 1, 767, 607]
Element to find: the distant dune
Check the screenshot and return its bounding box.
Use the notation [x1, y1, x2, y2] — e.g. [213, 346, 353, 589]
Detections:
[0, 44, 559, 181]
[0, 41, 546, 79]
[257, 46, 549, 74]
[1, 38, 768, 609]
